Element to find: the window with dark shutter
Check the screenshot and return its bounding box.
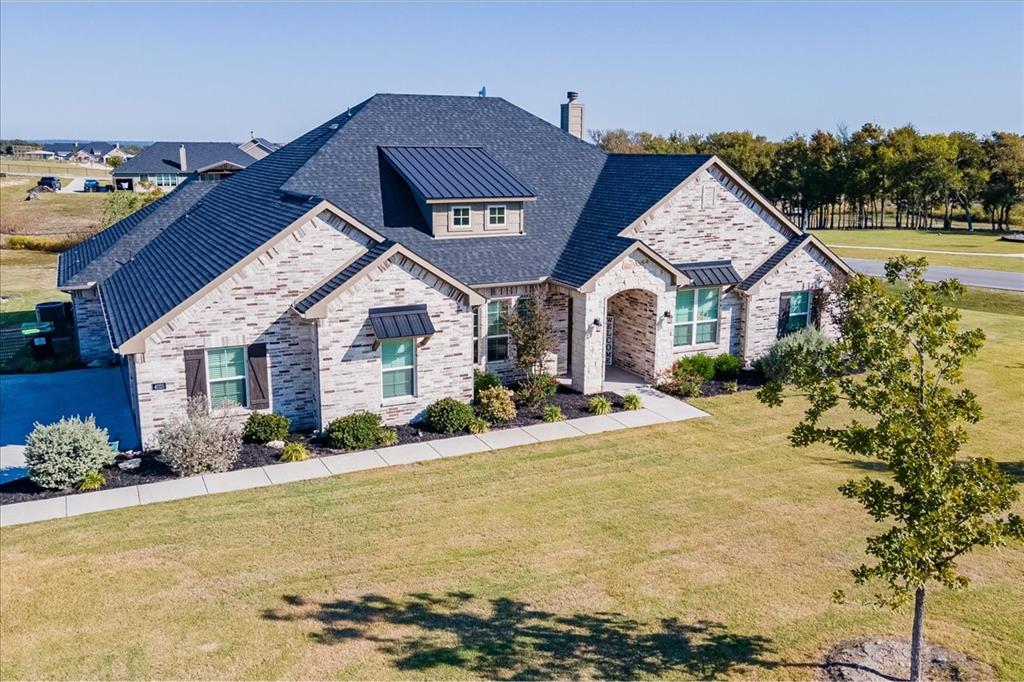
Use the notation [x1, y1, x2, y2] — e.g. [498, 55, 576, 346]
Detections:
[777, 294, 792, 339]
[247, 343, 270, 410]
[184, 349, 207, 398]
[810, 289, 824, 328]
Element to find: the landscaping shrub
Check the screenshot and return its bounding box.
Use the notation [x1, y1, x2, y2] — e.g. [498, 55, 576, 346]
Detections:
[77, 470, 106, 492]
[622, 393, 642, 411]
[724, 380, 739, 393]
[278, 442, 309, 462]
[242, 412, 291, 443]
[513, 373, 557, 407]
[473, 370, 502, 400]
[588, 395, 612, 415]
[657, 368, 704, 398]
[713, 353, 743, 381]
[377, 428, 399, 447]
[156, 397, 242, 476]
[475, 386, 517, 423]
[467, 416, 490, 434]
[541, 405, 564, 423]
[674, 353, 716, 380]
[326, 411, 387, 450]
[24, 415, 115, 490]
[426, 398, 475, 434]
[759, 326, 833, 385]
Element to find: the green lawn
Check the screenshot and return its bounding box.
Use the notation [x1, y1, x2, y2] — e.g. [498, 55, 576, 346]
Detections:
[812, 229, 1024, 273]
[1, 302, 1021, 678]
[0, 250, 65, 326]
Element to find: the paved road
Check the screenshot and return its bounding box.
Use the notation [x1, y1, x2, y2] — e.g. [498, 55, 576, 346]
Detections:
[845, 258, 1024, 292]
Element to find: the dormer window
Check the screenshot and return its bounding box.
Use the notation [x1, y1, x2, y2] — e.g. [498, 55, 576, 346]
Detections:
[487, 205, 506, 228]
[451, 205, 471, 230]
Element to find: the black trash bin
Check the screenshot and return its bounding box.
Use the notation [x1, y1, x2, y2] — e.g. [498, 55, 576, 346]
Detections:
[21, 321, 56, 360]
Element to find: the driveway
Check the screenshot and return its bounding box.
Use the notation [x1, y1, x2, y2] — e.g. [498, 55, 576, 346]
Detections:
[58, 177, 85, 193]
[844, 258, 1024, 291]
[0, 367, 138, 482]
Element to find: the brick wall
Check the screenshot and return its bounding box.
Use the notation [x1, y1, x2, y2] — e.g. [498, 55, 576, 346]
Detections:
[606, 288, 657, 380]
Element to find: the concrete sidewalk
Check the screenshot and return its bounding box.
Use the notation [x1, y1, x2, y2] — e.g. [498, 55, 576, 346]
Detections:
[1, 393, 708, 527]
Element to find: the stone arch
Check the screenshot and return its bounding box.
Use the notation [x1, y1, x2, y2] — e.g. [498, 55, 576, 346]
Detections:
[605, 287, 659, 381]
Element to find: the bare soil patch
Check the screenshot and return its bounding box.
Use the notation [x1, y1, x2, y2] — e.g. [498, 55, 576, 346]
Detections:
[822, 637, 995, 682]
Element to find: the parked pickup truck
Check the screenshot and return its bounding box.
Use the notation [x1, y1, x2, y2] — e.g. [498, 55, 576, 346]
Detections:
[36, 176, 61, 191]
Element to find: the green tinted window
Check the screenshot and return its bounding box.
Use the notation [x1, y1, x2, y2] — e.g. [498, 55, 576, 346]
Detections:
[381, 339, 414, 398]
[207, 347, 247, 408]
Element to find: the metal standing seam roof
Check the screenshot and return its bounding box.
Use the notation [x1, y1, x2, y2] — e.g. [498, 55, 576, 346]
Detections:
[674, 260, 742, 287]
[380, 145, 536, 201]
[368, 304, 435, 339]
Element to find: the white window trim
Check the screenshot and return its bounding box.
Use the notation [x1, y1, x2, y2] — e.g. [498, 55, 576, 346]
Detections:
[786, 290, 814, 332]
[450, 204, 472, 231]
[206, 346, 249, 410]
[485, 298, 512, 363]
[381, 338, 417, 402]
[485, 204, 507, 230]
[673, 287, 721, 348]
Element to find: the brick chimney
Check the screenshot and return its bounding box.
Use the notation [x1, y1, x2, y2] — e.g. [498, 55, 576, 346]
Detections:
[178, 144, 187, 172]
[560, 91, 585, 140]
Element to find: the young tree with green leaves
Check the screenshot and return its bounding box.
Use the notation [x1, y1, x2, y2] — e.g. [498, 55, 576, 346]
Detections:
[100, 188, 163, 227]
[758, 257, 1023, 681]
[502, 293, 556, 405]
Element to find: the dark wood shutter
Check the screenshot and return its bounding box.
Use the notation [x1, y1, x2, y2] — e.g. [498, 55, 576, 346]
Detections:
[810, 289, 824, 329]
[777, 293, 792, 339]
[247, 343, 270, 410]
[184, 349, 207, 399]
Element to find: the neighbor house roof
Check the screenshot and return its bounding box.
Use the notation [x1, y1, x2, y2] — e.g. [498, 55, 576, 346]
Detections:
[112, 141, 258, 176]
[380, 146, 536, 202]
[62, 93, 807, 352]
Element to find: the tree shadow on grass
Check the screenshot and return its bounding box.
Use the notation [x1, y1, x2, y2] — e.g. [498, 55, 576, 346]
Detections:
[263, 591, 778, 679]
[997, 461, 1024, 482]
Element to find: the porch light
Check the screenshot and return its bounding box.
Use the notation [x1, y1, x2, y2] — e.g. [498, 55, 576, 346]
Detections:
[663, 310, 673, 319]
[593, 318, 602, 327]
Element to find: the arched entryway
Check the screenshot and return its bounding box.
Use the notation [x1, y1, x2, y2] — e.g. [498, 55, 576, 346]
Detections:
[604, 288, 659, 382]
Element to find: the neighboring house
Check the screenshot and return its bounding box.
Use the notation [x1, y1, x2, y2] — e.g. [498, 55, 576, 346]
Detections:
[43, 141, 130, 164]
[111, 138, 276, 191]
[58, 93, 851, 446]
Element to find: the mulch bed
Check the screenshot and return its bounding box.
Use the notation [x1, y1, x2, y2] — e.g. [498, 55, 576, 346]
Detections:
[656, 368, 765, 400]
[0, 385, 625, 506]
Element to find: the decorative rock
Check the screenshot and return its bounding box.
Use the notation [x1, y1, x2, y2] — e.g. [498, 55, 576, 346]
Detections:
[117, 457, 142, 471]
[266, 440, 286, 450]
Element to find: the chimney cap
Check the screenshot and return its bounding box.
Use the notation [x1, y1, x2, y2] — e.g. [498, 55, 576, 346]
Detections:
[566, 91, 579, 102]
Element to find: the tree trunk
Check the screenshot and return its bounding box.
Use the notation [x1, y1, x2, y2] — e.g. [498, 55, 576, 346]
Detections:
[910, 585, 926, 681]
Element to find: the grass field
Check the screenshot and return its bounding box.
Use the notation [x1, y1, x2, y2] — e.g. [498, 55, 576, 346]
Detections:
[812, 229, 1024, 273]
[1, 298, 1021, 679]
[0, 158, 112, 179]
[0, 177, 105, 237]
[0, 250, 65, 327]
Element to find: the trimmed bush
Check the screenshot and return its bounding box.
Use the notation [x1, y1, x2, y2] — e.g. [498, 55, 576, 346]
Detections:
[242, 412, 291, 444]
[24, 415, 115, 490]
[475, 386, 517, 423]
[622, 393, 642, 410]
[278, 442, 310, 462]
[468, 416, 490, 434]
[326, 411, 386, 450]
[713, 353, 743, 380]
[377, 428, 399, 447]
[588, 395, 612, 415]
[541, 405, 564, 423]
[515, 373, 560, 407]
[760, 326, 833, 385]
[473, 370, 502, 400]
[657, 368, 704, 398]
[77, 470, 106, 492]
[156, 397, 242, 476]
[426, 398, 475, 434]
[674, 353, 716, 380]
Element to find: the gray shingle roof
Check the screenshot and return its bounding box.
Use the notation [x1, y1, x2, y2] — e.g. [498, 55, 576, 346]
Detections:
[380, 146, 535, 201]
[737, 236, 810, 291]
[113, 141, 257, 176]
[674, 260, 742, 287]
[72, 94, 729, 349]
[293, 240, 393, 314]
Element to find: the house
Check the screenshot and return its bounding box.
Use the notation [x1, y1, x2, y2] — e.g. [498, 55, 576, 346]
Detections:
[58, 92, 851, 446]
[42, 141, 129, 164]
[111, 138, 278, 191]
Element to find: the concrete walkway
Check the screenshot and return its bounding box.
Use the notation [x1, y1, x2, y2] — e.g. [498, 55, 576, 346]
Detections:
[0, 388, 708, 527]
[845, 258, 1024, 292]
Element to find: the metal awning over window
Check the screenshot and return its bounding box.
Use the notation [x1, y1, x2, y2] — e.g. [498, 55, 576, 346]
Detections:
[368, 304, 436, 340]
[674, 260, 742, 287]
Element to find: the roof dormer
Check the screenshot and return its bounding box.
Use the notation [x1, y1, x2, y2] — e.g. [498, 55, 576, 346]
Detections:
[380, 145, 536, 238]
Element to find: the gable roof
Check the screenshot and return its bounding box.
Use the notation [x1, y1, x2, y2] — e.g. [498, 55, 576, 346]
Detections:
[112, 141, 257, 176]
[67, 93, 794, 352]
[380, 146, 536, 202]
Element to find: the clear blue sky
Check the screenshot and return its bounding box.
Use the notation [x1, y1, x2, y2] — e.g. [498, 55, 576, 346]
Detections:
[1, 1, 1020, 143]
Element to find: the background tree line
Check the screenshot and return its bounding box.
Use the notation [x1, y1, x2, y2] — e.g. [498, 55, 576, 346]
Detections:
[592, 125, 1024, 230]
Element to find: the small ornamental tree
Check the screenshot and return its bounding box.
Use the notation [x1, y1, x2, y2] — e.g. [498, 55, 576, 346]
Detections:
[502, 294, 556, 403]
[758, 257, 1023, 681]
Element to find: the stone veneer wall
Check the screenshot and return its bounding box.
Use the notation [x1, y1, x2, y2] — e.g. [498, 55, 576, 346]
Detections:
[606, 289, 657, 380]
[472, 283, 569, 381]
[316, 253, 473, 425]
[742, 242, 844, 362]
[130, 212, 374, 445]
[72, 288, 115, 364]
